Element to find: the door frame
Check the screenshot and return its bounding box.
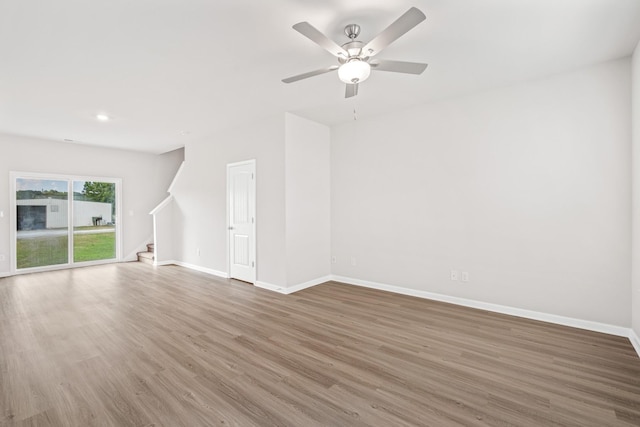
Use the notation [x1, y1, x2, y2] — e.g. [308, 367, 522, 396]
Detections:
[9, 171, 123, 275]
[226, 159, 256, 283]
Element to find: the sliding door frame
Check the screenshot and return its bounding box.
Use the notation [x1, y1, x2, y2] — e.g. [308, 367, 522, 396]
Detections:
[9, 171, 123, 275]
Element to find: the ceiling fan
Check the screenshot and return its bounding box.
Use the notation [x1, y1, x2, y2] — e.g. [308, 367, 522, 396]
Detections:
[282, 7, 428, 98]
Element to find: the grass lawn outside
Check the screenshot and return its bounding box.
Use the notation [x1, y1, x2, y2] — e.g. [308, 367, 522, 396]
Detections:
[74, 232, 116, 263]
[17, 231, 115, 269]
[16, 235, 68, 268]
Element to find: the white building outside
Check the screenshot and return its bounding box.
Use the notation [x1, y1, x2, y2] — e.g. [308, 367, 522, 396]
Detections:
[17, 198, 113, 230]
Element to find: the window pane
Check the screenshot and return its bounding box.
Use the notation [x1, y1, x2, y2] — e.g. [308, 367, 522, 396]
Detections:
[16, 178, 69, 269]
[73, 181, 116, 262]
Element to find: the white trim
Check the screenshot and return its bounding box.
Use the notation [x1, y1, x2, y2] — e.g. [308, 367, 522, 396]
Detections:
[9, 173, 16, 275]
[169, 260, 229, 279]
[254, 281, 287, 293]
[167, 161, 184, 194]
[287, 275, 333, 293]
[630, 329, 640, 358]
[330, 275, 630, 338]
[255, 275, 332, 295]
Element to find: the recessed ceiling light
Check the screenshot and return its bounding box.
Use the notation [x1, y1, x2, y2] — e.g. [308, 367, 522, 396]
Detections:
[96, 113, 110, 121]
[179, 130, 191, 136]
[63, 138, 75, 142]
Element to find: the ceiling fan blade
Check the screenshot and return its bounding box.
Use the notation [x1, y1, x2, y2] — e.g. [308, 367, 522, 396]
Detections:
[370, 59, 428, 75]
[292, 22, 349, 58]
[282, 66, 339, 83]
[362, 7, 426, 57]
[345, 83, 358, 98]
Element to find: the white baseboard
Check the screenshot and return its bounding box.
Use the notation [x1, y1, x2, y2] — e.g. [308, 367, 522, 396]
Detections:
[251, 273, 633, 341]
[255, 275, 332, 295]
[630, 329, 640, 358]
[165, 260, 229, 279]
[330, 275, 631, 338]
[254, 281, 286, 293]
[163, 262, 327, 293]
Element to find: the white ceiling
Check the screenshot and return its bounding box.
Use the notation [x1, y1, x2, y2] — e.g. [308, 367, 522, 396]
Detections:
[1, 0, 640, 154]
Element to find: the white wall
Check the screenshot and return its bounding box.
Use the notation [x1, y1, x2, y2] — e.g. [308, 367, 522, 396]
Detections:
[154, 148, 185, 194]
[0, 134, 183, 274]
[153, 197, 174, 264]
[171, 115, 288, 285]
[169, 113, 331, 289]
[632, 41, 640, 337]
[285, 113, 331, 286]
[331, 58, 632, 327]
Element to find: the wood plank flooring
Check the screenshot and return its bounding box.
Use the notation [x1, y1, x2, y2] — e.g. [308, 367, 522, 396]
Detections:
[1, 263, 639, 426]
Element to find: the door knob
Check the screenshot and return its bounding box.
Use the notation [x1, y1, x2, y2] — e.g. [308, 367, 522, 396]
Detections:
[228, 226, 234, 230]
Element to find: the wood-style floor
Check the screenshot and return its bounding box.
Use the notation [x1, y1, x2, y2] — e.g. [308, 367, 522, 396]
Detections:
[1, 263, 639, 426]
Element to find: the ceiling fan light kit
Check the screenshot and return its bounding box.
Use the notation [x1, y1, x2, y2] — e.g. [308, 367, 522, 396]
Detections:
[282, 7, 428, 98]
[338, 59, 371, 84]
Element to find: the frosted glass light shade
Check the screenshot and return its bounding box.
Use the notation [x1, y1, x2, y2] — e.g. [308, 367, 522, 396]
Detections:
[338, 60, 371, 84]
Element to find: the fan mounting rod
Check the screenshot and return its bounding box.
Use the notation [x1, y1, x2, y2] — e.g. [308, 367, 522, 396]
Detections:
[344, 24, 361, 40]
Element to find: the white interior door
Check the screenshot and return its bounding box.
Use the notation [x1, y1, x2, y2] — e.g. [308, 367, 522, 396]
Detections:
[227, 160, 256, 283]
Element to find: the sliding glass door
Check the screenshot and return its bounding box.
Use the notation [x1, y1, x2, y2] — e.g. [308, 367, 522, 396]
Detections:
[16, 178, 69, 269]
[12, 173, 121, 272]
[73, 180, 116, 263]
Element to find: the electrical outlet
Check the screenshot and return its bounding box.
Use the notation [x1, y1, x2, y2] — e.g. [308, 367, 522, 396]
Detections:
[0, 254, 5, 261]
[0, 211, 4, 218]
[461, 271, 469, 282]
[331, 256, 336, 264]
[450, 270, 459, 281]
[196, 248, 201, 256]
[351, 257, 357, 266]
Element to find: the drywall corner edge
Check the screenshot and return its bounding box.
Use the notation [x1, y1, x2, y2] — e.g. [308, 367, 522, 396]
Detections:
[286, 275, 332, 294]
[630, 329, 640, 358]
[255, 281, 287, 293]
[256, 275, 330, 295]
[167, 161, 185, 194]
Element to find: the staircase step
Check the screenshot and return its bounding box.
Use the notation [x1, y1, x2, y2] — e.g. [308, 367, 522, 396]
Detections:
[147, 243, 155, 253]
[137, 251, 154, 265]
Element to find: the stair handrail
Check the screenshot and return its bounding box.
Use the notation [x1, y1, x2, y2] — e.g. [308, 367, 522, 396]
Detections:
[149, 194, 174, 215]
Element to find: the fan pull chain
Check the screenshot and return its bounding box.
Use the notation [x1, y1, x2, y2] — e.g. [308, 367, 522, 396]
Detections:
[353, 107, 358, 121]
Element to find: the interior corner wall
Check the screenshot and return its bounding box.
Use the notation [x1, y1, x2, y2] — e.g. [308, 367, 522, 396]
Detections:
[0, 134, 181, 274]
[285, 113, 331, 287]
[331, 58, 632, 327]
[155, 147, 185, 187]
[632, 41, 640, 337]
[170, 115, 287, 286]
